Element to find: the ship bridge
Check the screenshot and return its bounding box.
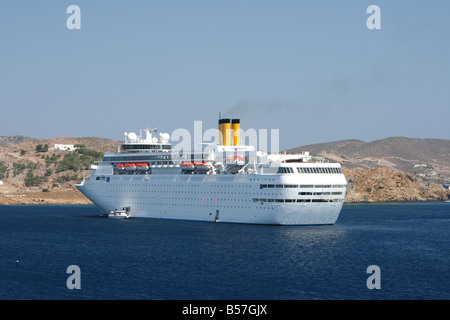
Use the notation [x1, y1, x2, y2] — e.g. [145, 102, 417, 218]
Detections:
[120, 129, 172, 153]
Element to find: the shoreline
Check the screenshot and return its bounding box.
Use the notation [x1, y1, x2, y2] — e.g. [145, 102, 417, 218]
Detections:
[0, 190, 92, 205]
[1, 192, 447, 206]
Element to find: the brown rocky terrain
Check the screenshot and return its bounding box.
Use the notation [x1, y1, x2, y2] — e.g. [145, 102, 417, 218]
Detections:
[0, 136, 120, 205]
[344, 168, 449, 203]
[0, 190, 91, 205]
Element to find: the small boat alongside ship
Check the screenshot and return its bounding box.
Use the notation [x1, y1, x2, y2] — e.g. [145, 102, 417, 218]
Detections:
[108, 207, 131, 219]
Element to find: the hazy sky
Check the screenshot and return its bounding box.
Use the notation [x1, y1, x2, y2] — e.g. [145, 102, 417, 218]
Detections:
[1, 1, 449, 150]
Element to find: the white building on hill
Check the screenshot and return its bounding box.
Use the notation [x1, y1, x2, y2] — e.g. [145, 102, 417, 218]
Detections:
[53, 144, 76, 151]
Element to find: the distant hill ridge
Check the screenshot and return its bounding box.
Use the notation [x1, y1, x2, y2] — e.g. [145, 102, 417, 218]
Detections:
[287, 136, 450, 183]
[0, 135, 38, 146]
[0, 136, 121, 153]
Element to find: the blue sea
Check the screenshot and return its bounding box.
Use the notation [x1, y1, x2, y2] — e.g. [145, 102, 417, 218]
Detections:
[0, 202, 449, 300]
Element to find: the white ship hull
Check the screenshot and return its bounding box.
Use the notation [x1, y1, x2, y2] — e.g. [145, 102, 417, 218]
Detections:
[76, 118, 347, 226]
[76, 172, 346, 226]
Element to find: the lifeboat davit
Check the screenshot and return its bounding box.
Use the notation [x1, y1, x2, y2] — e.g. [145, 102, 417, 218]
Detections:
[124, 163, 136, 171]
[226, 155, 245, 165]
[181, 162, 195, 171]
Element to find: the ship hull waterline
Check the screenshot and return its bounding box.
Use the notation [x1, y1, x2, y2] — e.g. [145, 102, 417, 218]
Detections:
[76, 177, 344, 226]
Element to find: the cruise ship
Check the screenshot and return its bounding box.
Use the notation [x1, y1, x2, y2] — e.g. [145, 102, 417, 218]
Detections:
[76, 118, 347, 225]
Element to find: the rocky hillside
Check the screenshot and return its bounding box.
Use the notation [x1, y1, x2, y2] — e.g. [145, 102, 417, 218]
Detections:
[0, 136, 121, 204]
[344, 168, 449, 203]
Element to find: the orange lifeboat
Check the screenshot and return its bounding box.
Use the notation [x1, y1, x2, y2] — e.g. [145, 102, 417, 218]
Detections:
[124, 163, 136, 171]
[195, 162, 211, 171]
[181, 162, 195, 171]
[136, 162, 149, 171]
[116, 163, 125, 171]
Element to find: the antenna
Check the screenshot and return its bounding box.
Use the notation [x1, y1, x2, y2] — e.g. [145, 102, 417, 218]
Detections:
[219, 111, 221, 120]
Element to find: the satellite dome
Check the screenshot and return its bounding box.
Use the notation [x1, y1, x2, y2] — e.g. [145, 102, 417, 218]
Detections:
[159, 133, 170, 143]
[127, 132, 137, 142]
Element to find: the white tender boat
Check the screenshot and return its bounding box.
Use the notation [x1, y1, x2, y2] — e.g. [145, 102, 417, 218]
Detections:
[108, 208, 130, 219]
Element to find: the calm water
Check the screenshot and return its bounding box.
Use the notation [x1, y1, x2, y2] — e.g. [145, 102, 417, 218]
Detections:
[0, 202, 449, 300]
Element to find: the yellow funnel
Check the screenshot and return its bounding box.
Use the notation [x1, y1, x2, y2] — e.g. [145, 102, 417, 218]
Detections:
[218, 119, 224, 145]
[222, 119, 232, 146]
[232, 119, 240, 146]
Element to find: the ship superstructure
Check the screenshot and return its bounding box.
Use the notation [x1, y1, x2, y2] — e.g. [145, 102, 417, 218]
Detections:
[76, 118, 347, 225]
